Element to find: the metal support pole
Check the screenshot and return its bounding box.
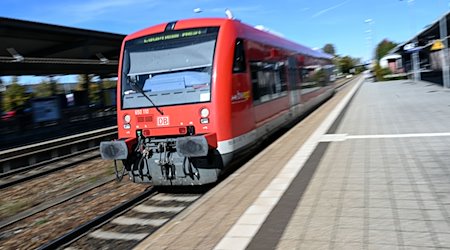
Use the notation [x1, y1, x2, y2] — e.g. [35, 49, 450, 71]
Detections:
[412, 51, 420, 81]
[440, 16, 450, 88]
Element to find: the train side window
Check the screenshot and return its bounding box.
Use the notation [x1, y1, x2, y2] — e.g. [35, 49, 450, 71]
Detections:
[250, 64, 260, 102]
[301, 67, 317, 89]
[121, 49, 131, 92]
[233, 39, 247, 73]
[260, 70, 272, 102]
[301, 66, 328, 89]
[278, 62, 288, 92]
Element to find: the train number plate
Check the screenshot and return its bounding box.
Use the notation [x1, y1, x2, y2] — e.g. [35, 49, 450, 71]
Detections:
[156, 116, 170, 126]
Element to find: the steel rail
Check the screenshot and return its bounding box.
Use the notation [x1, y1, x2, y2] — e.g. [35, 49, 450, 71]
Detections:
[0, 176, 115, 231]
[0, 147, 99, 179]
[38, 187, 156, 250]
[0, 127, 116, 164]
[0, 149, 100, 189]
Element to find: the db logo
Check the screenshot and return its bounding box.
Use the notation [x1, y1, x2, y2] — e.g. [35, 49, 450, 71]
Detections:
[156, 116, 170, 126]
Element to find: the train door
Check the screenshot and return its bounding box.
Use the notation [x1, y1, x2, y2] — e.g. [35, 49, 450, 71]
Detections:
[287, 56, 300, 109]
[230, 39, 254, 138]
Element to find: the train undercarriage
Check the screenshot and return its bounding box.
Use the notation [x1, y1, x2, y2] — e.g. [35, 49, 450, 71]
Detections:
[100, 132, 224, 186]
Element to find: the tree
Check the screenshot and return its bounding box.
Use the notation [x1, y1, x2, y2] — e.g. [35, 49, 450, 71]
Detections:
[34, 79, 53, 98]
[2, 78, 30, 111]
[322, 44, 336, 55]
[376, 39, 398, 61]
[374, 62, 392, 81]
[33, 76, 61, 98]
[76, 74, 93, 91]
[76, 74, 104, 104]
[338, 56, 355, 74]
[102, 78, 117, 89]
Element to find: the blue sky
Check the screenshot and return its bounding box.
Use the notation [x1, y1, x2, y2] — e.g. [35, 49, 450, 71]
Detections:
[0, 0, 447, 83]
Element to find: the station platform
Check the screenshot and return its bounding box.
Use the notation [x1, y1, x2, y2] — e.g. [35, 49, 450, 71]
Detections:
[135, 77, 450, 249]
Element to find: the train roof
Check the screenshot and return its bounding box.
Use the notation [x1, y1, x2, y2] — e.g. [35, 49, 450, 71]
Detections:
[124, 18, 333, 60]
[233, 20, 333, 60]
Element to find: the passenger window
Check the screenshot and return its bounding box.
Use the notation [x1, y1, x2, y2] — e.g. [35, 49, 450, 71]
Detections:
[233, 39, 246, 73]
[250, 64, 260, 102]
[250, 61, 288, 104]
[301, 66, 323, 89]
[278, 62, 288, 92]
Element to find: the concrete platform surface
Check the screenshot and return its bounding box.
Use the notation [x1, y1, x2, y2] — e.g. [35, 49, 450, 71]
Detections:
[135, 78, 450, 250]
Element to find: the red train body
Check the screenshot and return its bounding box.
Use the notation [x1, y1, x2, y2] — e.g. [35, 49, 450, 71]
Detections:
[100, 18, 335, 186]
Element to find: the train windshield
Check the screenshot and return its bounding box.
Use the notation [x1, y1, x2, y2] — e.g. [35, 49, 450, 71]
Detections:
[121, 27, 219, 109]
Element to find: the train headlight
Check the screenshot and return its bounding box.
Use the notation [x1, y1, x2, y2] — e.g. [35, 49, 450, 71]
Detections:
[124, 114, 131, 123]
[200, 108, 210, 118]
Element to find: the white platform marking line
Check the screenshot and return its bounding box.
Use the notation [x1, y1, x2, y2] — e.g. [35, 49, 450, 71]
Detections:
[214, 77, 364, 250]
[112, 216, 168, 226]
[320, 133, 348, 142]
[320, 132, 450, 142]
[89, 230, 148, 241]
[347, 132, 450, 139]
[152, 195, 200, 202]
[133, 205, 184, 214]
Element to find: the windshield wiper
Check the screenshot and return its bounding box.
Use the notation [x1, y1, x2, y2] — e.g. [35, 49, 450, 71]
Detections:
[128, 76, 164, 115]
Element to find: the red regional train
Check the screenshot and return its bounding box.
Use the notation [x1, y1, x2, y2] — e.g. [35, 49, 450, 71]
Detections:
[100, 17, 336, 186]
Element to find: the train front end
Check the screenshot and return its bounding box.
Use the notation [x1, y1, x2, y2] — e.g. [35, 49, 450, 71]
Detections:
[100, 21, 229, 186]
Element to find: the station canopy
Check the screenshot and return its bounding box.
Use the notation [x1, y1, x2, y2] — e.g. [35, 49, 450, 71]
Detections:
[0, 17, 125, 77]
[390, 11, 449, 55]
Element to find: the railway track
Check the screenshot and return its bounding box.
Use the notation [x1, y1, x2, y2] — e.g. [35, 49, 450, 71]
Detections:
[0, 126, 117, 174]
[0, 167, 146, 249]
[40, 189, 202, 250]
[3, 79, 355, 249]
[0, 148, 101, 189]
[0, 176, 115, 231]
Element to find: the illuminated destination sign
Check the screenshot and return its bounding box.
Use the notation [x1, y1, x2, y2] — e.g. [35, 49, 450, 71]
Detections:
[144, 29, 205, 43]
[125, 27, 219, 47]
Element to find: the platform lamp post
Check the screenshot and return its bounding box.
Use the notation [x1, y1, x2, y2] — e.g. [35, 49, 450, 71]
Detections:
[440, 12, 450, 88]
[0, 78, 5, 114]
[364, 19, 375, 68]
[400, 0, 421, 82]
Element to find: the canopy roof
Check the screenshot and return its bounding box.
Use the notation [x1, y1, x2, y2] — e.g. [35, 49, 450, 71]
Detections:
[0, 17, 125, 76]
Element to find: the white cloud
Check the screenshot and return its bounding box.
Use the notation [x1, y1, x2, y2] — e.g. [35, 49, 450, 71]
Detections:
[46, 0, 159, 24]
[69, 0, 157, 14]
[312, 0, 349, 18]
[207, 6, 262, 13]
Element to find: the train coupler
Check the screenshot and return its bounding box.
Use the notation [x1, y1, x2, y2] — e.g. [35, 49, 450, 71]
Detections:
[100, 141, 128, 160]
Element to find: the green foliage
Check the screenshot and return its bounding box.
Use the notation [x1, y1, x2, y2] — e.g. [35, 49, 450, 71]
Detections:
[374, 63, 392, 81]
[32, 77, 60, 98]
[376, 39, 398, 61]
[2, 79, 30, 112]
[0, 198, 33, 219]
[102, 79, 117, 89]
[34, 80, 53, 98]
[76, 74, 103, 104]
[311, 69, 327, 85]
[34, 218, 49, 226]
[332, 56, 340, 67]
[338, 56, 355, 74]
[322, 43, 336, 55]
[76, 74, 94, 91]
[89, 83, 100, 104]
[354, 65, 366, 74]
